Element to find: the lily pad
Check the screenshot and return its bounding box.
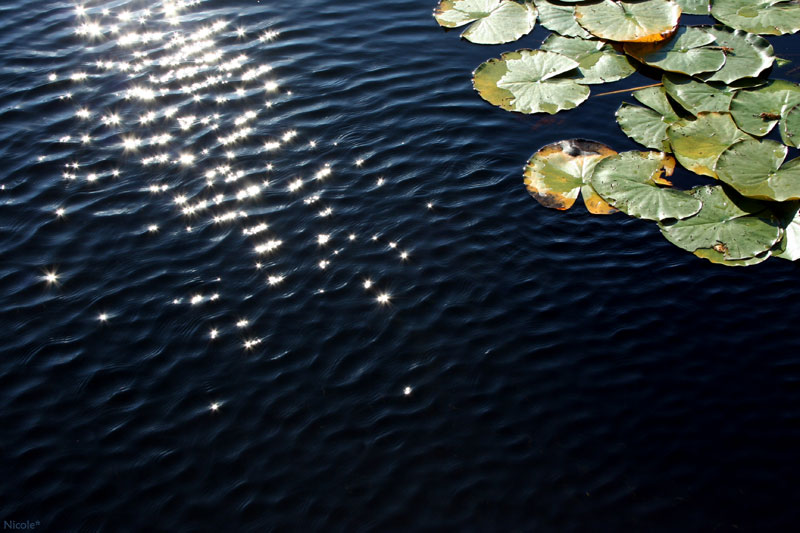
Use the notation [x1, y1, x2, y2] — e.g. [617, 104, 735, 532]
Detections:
[589, 151, 702, 221]
[523, 139, 618, 213]
[474, 49, 591, 114]
[574, 0, 681, 43]
[781, 102, 800, 148]
[700, 26, 774, 84]
[624, 26, 726, 76]
[541, 34, 636, 84]
[535, 0, 593, 38]
[663, 74, 734, 114]
[634, 85, 680, 122]
[667, 112, 750, 177]
[674, 0, 709, 15]
[715, 138, 800, 201]
[616, 87, 679, 151]
[772, 202, 800, 260]
[692, 247, 771, 265]
[434, 0, 537, 44]
[729, 80, 800, 137]
[710, 0, 800, 36]
[659, 185, 781, 260]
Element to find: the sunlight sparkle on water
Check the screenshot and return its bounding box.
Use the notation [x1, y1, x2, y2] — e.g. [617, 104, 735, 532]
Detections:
[57, 0, 416, 333]
[43, 270, 59, 285]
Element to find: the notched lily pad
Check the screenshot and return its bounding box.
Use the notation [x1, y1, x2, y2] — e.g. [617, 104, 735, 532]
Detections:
[659, 185, 781, 262]
[523, 139, 618, 213]
[700, 25, 775, 84]
[616, 87, 679, 151]
[589, 151, 702, 221]
[473, 49, 591, 114]
[541, 34, 636, 84]
[535, 0, 593, 38]
[574, 0, 681, 43]
[715, 138, 800, 201]
[624, 26, 726, 76]
[434, 0, 537, 44]
[662, 74, 734, 115]
[729, 79, 800, 138]
[667, 112, 751, 177]
[711, 0, 800, 36]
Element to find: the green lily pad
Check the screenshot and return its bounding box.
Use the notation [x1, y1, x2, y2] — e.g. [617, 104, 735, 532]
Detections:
[700, 26, 774, 84]
[667, 112, 750, 177]
[616, 87, 679, 151]
[634, 85, 681, 122]
[715, 138, 800, 201]
[535, 0, 593, 38]
[589, 151, 702, 221]
[474, 49, 591, 114]
[781, 102, 800, 148]
[729, 80, 800, 137]
[472, 50, 522, 111]
[771, 202, 800, 260]
[710, 0, 800, 36]
[523, 139, 618, 213]
[541, 34, 636, 84]
[662, 74, 734, 114]
[659, 185, 782, 260]
[434, 0, 537, 44]
[675, 0, 709, 15]
[574, 0, 681, 43]
[624, 26, 726, 76]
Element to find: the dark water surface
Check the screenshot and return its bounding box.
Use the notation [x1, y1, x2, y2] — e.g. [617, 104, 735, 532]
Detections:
[2, 1, 800, 531]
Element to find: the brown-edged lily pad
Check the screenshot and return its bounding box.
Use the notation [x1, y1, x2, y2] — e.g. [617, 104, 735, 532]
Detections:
[574, 0, 681, 43]
[523, 139, 618, 213]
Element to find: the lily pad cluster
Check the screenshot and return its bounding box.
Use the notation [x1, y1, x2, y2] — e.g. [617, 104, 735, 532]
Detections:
[434, 0, 800, 266]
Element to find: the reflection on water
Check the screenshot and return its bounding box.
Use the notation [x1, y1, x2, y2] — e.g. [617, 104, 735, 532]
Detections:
[48, 0, 412, 349]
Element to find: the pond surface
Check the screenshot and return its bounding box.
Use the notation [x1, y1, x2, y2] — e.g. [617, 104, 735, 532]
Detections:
[1, 1, 800, 530]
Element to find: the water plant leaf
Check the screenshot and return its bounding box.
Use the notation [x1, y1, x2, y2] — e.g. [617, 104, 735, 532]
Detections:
[574, 0, 681, 43]
[534, 0, 593, 38]
[729, 80, 800, 137]
[715, 138, 800, 201]
[589, 151, 702, 221]
[663, 74, 734, 114]
[674, 0, 709, 15]
[772, 202, 800, 260]
[624, 26, 726, 76]
[616, 104, 672, 151]
[616, 88, 679, 151]
[472, 50, 521, 111]
[781, 102, 800, 148]
[700, 26, 774, 84]
[710, 0, 800, 36]
[434, 0, 537, 44]
[659, 185, 781, 260]
[634, 86, 680, 122]
[474, 50, 591, 114]
[523, 139, 618, 213]
[692, 247, 771, 265]
[667, 112, 750, 177]
[540, 34, 636, 84]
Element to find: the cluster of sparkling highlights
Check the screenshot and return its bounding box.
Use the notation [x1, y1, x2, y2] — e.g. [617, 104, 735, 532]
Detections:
[38, 0, 425, 389]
